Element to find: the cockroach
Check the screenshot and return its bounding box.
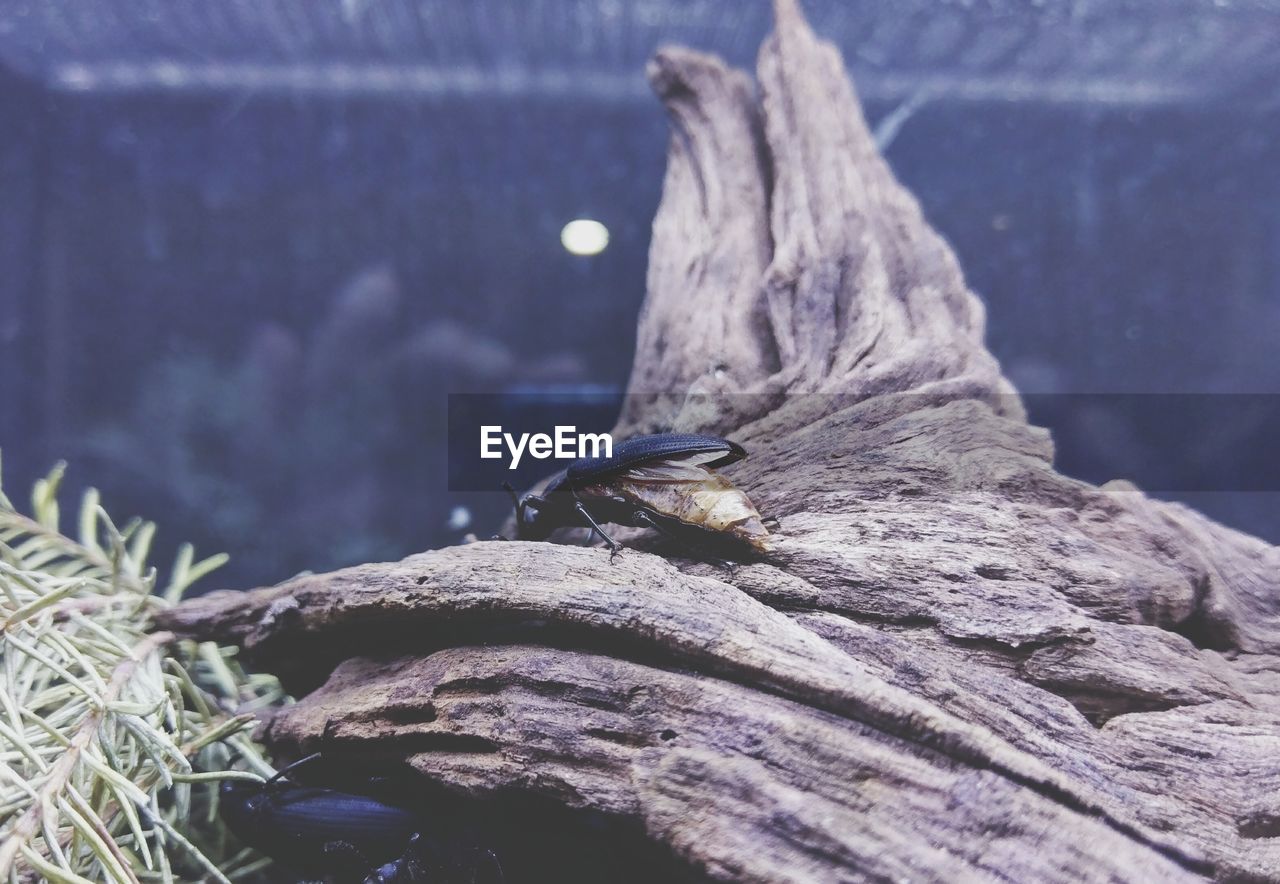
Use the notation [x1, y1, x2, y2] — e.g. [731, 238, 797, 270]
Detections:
[504, 432, 770, 557]
[218, 755, 502, 883]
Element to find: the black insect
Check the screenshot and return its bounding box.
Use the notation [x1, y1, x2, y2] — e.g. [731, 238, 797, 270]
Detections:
[504, 432, 771, 557]
[218, 755, 502, 883]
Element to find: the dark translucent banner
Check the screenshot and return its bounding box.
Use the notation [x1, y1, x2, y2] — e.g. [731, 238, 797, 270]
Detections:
[448, 390, 620, 493]
[448, 392, 1280, 493]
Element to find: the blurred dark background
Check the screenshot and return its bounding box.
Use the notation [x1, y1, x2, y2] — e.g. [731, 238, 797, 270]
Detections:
[1, 1, 1278, 590]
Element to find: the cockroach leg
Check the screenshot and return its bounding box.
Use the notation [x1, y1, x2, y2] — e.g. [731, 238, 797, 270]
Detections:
[573, 501, 620, 558]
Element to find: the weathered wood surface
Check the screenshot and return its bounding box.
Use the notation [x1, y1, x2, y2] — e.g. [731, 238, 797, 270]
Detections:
[161, 1, 1280, 880]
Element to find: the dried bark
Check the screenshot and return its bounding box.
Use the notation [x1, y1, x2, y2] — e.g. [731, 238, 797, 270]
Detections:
[161, 1, 1280, 881]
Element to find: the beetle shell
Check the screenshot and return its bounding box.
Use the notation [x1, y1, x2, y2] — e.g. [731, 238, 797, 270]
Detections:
[219, 780, 421, 879]
[564, 433, 745, 481]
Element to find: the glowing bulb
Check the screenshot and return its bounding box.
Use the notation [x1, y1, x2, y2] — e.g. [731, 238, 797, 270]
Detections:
[560, 219, 609, 256]
[447, 506, 471, 531]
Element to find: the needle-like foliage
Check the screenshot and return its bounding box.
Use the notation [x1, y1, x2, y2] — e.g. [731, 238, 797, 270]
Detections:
[0, 455, 287, 882]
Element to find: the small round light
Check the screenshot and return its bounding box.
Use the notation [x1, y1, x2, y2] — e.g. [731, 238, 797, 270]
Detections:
[447, 506, 471, 531]
[560, 219, 609, 256]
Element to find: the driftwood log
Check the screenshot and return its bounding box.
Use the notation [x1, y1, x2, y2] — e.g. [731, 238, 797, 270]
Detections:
[161, 2, 1280, 881]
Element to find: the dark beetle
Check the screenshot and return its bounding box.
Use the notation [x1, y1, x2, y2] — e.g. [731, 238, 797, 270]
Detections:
[505, 432, 770, 556]
[219, 756, 502, 883]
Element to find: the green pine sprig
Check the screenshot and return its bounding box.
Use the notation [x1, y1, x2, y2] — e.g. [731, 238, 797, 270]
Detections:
[0, 455, 287, 882]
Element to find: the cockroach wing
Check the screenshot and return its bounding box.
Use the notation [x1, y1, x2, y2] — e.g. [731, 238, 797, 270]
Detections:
[622, 451, 733, 481]
[614, 454, 770, 551]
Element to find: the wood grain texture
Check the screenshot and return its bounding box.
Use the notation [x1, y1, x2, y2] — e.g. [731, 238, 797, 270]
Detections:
[161, 1, 1280, 880]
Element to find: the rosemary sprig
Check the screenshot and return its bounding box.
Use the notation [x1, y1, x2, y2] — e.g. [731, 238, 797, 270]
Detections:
[0, 454, 287, 882]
